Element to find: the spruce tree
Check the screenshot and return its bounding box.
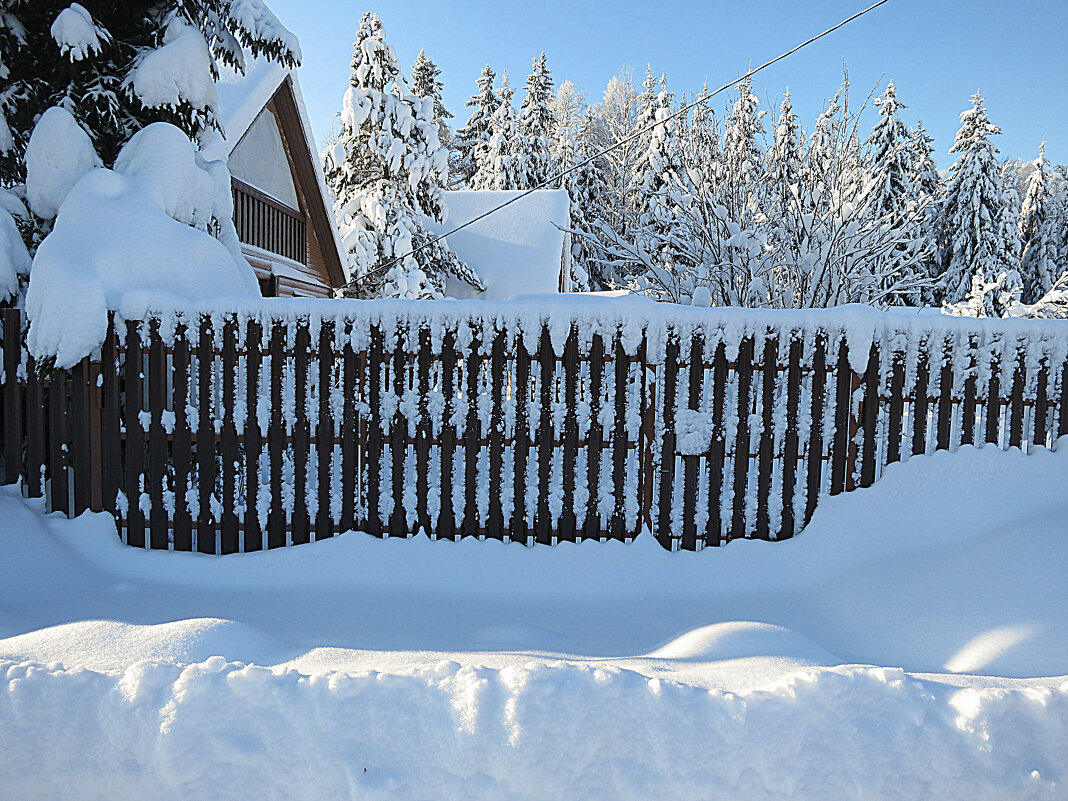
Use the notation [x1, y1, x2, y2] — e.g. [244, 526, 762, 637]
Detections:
[454, 64, 497, 187]
[515, 52, 554, 188]
[410, 49, 453, 149]
[1019, 143, 1058, 303]
[938, 92, 1015, 306]
[766, 89, 803, 220]
[567, 108, 612, 290]
[721, 76, 765, 221]
[0, 1, 299, 184]
[471, 71, 519, 190]
[331, 12, 482, 299]
[907, 121, 942, 304]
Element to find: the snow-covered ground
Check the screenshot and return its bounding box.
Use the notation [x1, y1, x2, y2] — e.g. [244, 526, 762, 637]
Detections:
[1, 445, 1067, 799]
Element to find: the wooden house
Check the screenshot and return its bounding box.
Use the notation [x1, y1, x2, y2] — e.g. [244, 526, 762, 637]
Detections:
[203, 59, 347, 298]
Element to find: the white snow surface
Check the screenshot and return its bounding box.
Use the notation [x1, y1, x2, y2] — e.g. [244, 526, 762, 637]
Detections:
[429, 189, 569, 300]
[24, 106, 101, 220]
[25, 123, 258, 368]
[126, 17, 217, 126]
[1, 445, 1067, 799]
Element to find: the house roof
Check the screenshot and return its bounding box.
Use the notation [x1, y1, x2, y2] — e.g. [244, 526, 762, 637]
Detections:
[429, 189, 571, 300]
[203, 58, 348, 288]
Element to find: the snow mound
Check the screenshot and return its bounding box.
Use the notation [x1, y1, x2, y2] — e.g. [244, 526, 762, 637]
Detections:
[24, 107, 101, 219]
[0, 204, 29, 300]
[26, 122, 258, 368]
[126, 17, 217, 126]
[0, 619, 297, 672]
[50, 3, 106, 62]
[429, 189, 569, 300]
[647, 622, 842, 664]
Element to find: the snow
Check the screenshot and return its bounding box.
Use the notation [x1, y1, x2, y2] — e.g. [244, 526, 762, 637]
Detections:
[25, 123, 258, 368]
[24, 106, 101, 219]
[50, 3, 105, 62]
[1, 444, 1067, 798]
[0, 205, 29, 300]
[125, 17, 217, 131]
[428, 189, 570, 300]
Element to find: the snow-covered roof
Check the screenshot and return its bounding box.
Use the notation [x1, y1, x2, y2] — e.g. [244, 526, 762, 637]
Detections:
[429, 189, 570, 301]
[200, 56, 347, 282]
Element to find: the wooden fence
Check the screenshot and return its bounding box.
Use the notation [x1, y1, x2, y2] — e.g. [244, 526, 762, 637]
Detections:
[1, 303, 1067, 553]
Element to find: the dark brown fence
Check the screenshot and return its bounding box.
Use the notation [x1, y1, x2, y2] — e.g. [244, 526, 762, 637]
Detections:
[2, 303, 1066, 552]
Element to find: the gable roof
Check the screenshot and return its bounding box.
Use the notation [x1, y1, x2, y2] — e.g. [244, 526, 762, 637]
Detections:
[429, 189, 571, 300]
[203, 59, 348, 288]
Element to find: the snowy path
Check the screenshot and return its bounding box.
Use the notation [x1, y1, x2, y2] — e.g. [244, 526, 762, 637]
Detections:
[1, 444, 1067, 799]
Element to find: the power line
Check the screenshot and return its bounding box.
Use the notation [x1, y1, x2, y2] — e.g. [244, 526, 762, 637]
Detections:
[343, 0, 891, 292]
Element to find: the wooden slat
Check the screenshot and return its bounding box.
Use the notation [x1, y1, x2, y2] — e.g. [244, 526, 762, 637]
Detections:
[681, 332, 703, 551]
[340, 324, 357, 534]
[936, 341, 953, 452]
[1034, 356, 1049, 448]
[220, 319, 239, 553]
[559, 326, 579, 543]
[912, 345, 930, 456]
[486, 328, 506, 540]
[267, 322, 286, 548]
[510, 331, 530, 543]
[70, 359, 93, 516]
[147, 323, 168, 547]
[960, 338, 978, 448]
[462, 328, 481, 538]
[100, 321, 121, 516]
[609, 333, 629, 541]
[829, 339, 851, 496]
[390, 326, 407, 538]
[123, 321, 143, 544]
[860, 343, 879, 488]
[804, 334, 827, 526]
[705, 342, 727, 546]
[197, 320, 216, 554]
[583, 333, 605, 540]
[656, 334, 680, 548]
[365, 325, 383, 537]
[780, 336, 802, 539]
[1059, 356, 1068, 439]
[24, 356, 46, 497]
[755, 334, 777, 539]
[1008, 345, 1025, 449]
[2, 307, 22, 485]
[985, 354, 1001, 446]
[535, 326, 554, 545]
[438, 329, 457, 540]
[172, 327, 193, 550]
[886, 352, 905, 464]
[415, 327, 433, 536]
[291, 321, 311, 545]
[731, 336, 753, 541]
[316, 321, 335, 540]
[243, 320, 263, 551]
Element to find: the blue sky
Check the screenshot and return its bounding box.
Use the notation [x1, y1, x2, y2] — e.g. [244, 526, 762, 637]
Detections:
[268, 0, 1067, 168]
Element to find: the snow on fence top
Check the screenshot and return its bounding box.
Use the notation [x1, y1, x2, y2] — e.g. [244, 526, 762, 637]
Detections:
[112, 293, 1068, 376]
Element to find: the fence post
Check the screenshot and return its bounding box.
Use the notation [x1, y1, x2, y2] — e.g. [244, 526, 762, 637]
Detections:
[2, 307, 22, 486]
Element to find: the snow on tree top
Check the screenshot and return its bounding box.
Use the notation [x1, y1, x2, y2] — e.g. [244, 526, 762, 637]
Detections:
[426, 189, 571, 300]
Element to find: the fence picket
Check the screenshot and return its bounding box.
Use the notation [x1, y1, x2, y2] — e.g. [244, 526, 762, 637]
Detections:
[706, 342, 727, 546]
[860, 343, 879, 488]
[681, 332, 703, 551]
[731, 336, 754, 540]
[780, 336, 802, 539]
[535, 326, 554, 545]
[510, 331, 531, 543]
[291, 321, 311, 545]
[657, 333, 679, 549]
[172, 327, 193, 550]
[584, 333, 605, 541]
[462, 328, 482, 538]
[220, 319, 239, 553]
[487, 327, 506, 540]
[438, 329, 457, 540]
[148, 324, 169, 548]
[559, 326, 580, 543]
[2, 308, 22, 486]
[415, 326, 433, 537]
[366, 325, 383, 538]
[123, 321, 143, 544]
[197, 319, 216, 554]
[24, 356, 45, 498]
[100, 319, 121, 517]
[804, 334, 827, 526]
[610, 334, 628, 541]
[267, 322, 286, 548]
[756, 334, 777, 539]
[243, 320, 262, 551]
[340, 324, 357, 534]
[390, 326, 408, 538]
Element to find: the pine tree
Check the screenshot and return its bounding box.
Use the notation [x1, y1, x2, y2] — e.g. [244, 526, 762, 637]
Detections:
[907, 121, 942, 304]
[0, 0, 299, 253]
[471, 71, 519, 190]
[938, 92, 1015, 307]
[567, 108, 612, 290]
[410, 49, 453, 149]
[765, 89, 803, 220]
[515, 52, 554, 188]
[721, 76, 765, 221]
[331, 12, 482, 299]
[454, 64, 497, 187]
[1019, 143, 1058, 303]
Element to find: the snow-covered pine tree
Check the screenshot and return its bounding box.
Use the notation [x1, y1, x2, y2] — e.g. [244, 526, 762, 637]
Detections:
[454, 64, 497, 187]
[592, 68, 638, 239]
[567, 108, 612, 290]
[410, 49, 453, 149]
[721, 75, 765, 220]
[765, 89, 803, 221]
[938, 92, 1015, 307]
[331, 12, 482, 299]
[471, 71, 520, 190]
[1019, 143, 1058, 303]
[515, 52, 555, 189]
[860, 81, 925, 303]
[907, 121, 943, 305]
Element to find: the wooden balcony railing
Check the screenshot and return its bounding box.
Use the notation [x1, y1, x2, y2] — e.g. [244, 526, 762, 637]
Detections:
[232, 178, 307, 265]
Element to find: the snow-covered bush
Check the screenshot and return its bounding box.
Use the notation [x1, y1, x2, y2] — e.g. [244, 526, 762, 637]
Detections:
[26, 123, 258, 369]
